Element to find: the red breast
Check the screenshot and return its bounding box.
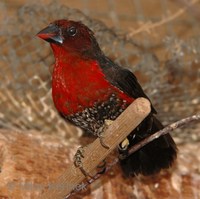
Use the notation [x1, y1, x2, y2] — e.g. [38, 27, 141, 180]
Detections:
[51, 44, 133, 115]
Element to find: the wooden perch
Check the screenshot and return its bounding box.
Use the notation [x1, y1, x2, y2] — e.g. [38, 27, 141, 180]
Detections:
[39, 98, 151, 199]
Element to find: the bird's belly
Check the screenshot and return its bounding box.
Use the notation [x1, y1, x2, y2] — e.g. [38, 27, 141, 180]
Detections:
[64, 93, 130, 135]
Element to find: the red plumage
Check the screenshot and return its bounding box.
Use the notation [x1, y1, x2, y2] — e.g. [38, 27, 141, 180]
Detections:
[51, 47, 133, 115]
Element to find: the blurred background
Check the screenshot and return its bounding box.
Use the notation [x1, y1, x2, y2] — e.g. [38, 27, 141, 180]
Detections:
[0, 0, 199, 143]
[0, 0, 200, 198]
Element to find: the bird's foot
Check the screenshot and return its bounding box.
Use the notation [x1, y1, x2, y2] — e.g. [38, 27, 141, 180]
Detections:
[74, 146, 93, 179]
[104, 119, 113, 127]
[97, 119, 113, 149]
[74, 146, 107, 180]
[119, 138, 130, 150]
[118, 138, 130, 160]
[97, 132, 110, 149]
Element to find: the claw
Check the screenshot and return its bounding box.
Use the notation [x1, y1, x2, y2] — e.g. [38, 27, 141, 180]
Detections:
[74, 146, 106, 180]
[119, 138, 130, 150]
[97, 132, 110, 149]
[96, 119, 114, 149]
[99, 135, 110, 149]
[104, 119, 113, 126]
[96, 160, 107, 174]
[74, 146, 85, 168]
[118, 138, 130, 160]
[74, 146, 93, 178]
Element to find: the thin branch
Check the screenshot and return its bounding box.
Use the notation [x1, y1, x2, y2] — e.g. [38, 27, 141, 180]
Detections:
[177, 0, 200, 20]
[128, 113, 200, 156]
[128, 0, 199, 37]
[39, 98, 151, 199]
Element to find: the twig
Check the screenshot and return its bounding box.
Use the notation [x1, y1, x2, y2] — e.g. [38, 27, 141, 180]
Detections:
[39, 98, 151, 199]
[128, 0, 199, 37]
[177, 0, 200, 20]
[128, 113, 200, 156]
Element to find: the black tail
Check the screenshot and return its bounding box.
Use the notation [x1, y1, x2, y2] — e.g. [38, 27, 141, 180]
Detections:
[119, 114, 177, 176]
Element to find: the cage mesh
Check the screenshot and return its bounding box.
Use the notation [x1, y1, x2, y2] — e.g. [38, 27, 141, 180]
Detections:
[0, 0, 199, 144]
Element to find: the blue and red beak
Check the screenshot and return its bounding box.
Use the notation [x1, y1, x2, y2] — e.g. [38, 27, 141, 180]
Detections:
[37, 24, 63, 44]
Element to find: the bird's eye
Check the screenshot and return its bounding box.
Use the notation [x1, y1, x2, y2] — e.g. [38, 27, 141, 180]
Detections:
[68, 26, 77, 36]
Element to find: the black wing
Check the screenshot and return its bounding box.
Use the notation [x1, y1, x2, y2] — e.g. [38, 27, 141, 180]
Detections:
[98, 56, 157, 114]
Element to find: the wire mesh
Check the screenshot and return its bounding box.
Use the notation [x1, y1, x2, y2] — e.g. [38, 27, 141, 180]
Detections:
[0, 0, 199, 144]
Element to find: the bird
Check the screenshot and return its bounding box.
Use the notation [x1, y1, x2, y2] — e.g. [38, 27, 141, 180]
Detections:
[37, 19, 177, 176]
